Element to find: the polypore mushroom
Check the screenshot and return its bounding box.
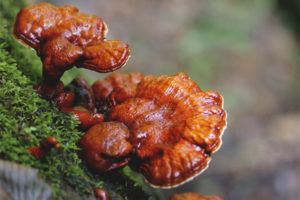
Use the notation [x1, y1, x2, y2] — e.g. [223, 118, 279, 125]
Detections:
[13, 3, 130, 98]
[83, 72, 227, 188]
[169, 193, 223, 200]
[77, 122, 132, 171]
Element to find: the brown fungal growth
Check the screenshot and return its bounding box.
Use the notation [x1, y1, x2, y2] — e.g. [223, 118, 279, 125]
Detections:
[169, 193, 223, 200]
[77, 122, 132, 171]
[67, 77, 96, 111]
[55, 77, 104, 130]
[13, 3, 130, 97]
[81, 72, 227, 188]
[28, 137, 60, 159]
[92, 72, 144, 110]
[95, 188, 109, 200]
[55, 90, 75, 109]
[61, 107, 104, 130]
[56, 77, 95, 110]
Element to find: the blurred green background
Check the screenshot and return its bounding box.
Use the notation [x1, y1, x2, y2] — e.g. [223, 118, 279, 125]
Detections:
[36, 0, 300, 199]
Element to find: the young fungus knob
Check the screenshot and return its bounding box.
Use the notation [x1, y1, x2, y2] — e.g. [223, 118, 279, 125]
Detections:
[28, 137, 60, 159]
[61, 107, 104, 130]
[95, 188, 109, 200]
[13, 3, 130, 97]
[66, 77, 96, 111]
[77, 122, 133, 171]
[92, 72, 144, 110]
[54, 77, 103, 130]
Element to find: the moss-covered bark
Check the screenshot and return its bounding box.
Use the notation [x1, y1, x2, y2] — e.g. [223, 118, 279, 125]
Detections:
[0, 0, 153, 199]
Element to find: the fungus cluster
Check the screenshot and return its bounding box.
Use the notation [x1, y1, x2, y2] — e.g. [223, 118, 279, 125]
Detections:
[13, 3, 130, 98]
[76, 72, 227, 188]
[13, 1, 227, 194]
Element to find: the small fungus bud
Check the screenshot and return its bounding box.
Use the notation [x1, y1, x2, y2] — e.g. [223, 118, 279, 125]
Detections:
[61, 107, 104, 130]
[67, 77, 95, 111]
[55, 91, 75, 109]
[95, 188, 109, 200]
[78, 122, 132, 171]
[92, 72, 144, 110]
[28, 137, 60, 159]
[169, 193, 223, 200]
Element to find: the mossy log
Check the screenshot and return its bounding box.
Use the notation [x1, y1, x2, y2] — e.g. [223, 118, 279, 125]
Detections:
[0, 0, 155, 199]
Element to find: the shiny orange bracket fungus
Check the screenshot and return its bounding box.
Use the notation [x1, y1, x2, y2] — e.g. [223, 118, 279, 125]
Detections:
[13, 3, 130, 98]
[79, 72, 227, 188]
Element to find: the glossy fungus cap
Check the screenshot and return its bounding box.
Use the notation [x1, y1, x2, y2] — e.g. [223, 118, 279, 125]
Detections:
[13, 3, 130, 85]
[93, 72, 227, 188]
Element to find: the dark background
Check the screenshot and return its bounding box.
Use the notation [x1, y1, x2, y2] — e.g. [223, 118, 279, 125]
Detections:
[36, 0, 300, 199]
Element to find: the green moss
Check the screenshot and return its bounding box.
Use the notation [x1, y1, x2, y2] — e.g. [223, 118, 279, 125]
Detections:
[0, 0, 151, 199]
